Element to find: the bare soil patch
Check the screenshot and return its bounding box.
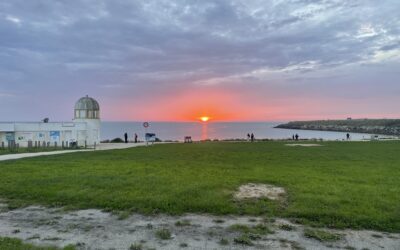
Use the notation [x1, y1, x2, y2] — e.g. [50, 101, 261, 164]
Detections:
[234, 183, 286, 200]
[0, 203, 399, 249]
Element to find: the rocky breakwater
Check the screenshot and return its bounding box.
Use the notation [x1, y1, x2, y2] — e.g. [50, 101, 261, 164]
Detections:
[275, 119, 400, 136]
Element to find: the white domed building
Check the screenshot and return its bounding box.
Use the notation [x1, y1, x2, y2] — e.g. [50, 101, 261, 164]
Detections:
[73, 95, 101, 145]
[0, 96, 101, 148]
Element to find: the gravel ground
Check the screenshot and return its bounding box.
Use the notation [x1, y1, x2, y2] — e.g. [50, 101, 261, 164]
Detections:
[0, 202, 399, 250]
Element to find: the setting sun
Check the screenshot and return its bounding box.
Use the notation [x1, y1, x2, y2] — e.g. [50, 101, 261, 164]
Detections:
[200, 116, 210, 122]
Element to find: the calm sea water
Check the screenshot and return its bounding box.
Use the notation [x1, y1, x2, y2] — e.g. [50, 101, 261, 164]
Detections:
[101, 122, 373, 141]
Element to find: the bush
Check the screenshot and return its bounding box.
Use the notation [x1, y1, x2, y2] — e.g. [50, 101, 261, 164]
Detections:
[110, 138, 124, 143]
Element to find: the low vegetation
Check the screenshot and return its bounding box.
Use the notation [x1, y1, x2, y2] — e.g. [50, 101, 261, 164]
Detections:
[228, 223, 273, 235]
[233, 234, 254, 246]
[175, 219, 191, 227]
[219, 238, 229, 245]
[155, 228, 172, 240]
[0, 237, 75, 250]
[304, 229, 343, 242]
[0, 147, 71, 155]
[0, 142, 399, 232]
[279, 224, 296, 231]
[129, 243, 143, 250]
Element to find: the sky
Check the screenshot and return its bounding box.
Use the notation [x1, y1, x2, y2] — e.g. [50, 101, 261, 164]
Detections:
[0, 0, 399, 122]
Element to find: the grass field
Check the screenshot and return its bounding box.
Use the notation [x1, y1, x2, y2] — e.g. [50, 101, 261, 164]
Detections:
[0, 147, 73, 155]
[0, 141, 399, 232]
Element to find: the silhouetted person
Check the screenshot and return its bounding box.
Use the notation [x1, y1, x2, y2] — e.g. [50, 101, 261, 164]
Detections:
[124, 132, 128, 143]
[292, 134, 295, 140]
[134, 133, 138, 143]
[251, 133, 255, 142]
[295, 134, 299, 141]
[247, 133, 251, 141]
[346, 133, 350, 140]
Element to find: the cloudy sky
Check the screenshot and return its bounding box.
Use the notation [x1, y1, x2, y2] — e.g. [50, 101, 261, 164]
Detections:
[1, 0, 399, 121]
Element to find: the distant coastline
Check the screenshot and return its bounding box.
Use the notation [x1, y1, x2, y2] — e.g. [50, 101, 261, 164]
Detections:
[275, 119, 400, 136]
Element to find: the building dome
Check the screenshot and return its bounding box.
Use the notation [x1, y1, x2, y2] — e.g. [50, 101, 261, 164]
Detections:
[74, 95, 100, 119]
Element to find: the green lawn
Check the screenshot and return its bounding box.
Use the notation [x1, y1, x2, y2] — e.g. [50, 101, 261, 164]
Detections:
[0, 147, 74, 155]
[0, 141, 399, 232]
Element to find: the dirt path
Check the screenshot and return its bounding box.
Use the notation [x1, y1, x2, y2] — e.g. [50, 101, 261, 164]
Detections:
[0, 203, 398, 250]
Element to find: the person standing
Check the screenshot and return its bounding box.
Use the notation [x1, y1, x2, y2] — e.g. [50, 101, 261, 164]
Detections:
[247, 133, 251, 141]
[124, 132, 128, 143]
[295, 134, 299, 141]
[251, 133, 255, 142]
[346, 133, 350, 140]
[134, 133, 138, 143]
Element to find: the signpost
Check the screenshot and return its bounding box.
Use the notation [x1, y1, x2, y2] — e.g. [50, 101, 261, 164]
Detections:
[143, 122, 151, 145]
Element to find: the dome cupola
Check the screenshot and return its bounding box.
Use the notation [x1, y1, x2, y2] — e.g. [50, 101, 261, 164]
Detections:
[74, 95, 100, 119]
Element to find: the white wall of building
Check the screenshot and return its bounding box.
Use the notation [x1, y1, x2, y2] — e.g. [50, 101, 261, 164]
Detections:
[0, 96, 101, 148]
[0, 121, 99, 147]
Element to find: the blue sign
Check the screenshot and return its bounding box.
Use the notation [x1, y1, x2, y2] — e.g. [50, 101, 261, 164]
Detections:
[5, 132, 14, 141]
[50, 131, 60, 137]
[50, 131, 60, 141]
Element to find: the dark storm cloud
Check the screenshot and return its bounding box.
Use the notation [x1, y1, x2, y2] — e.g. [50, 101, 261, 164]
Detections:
[0, 0, 399, 120]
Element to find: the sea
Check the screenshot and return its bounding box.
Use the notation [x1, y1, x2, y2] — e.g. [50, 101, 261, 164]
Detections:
[101, 122, 374, 142]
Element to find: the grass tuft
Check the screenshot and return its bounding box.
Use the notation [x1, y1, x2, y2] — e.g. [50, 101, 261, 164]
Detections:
[219, 238, 229, 245]
[175, 219, 191, 227]
[155, 228, 172, 240]
[279, 224, 295, 231]
[304, 229, 343, 242]
[229, 223, 273, 235]
[234, 234, 254, 246]
[129, 243, 143, 250]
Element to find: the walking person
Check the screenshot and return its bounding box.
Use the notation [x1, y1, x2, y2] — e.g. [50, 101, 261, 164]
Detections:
[247, 133, 251, 141]
[134, 133, 138, 143]
[295, 134, 299, 141]
[346, 133, 350, 140]
[251, 133, 255, 142]
[124, 132, 128, 143]
[292, 134, 295, 140]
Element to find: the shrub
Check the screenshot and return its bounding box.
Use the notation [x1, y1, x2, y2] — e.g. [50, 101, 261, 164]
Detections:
[110, 138, 124, 143]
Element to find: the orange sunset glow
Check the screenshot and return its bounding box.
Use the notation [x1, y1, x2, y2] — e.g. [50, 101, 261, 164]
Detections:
[200, 116, 210, 122]
[103, 87, 273, 122]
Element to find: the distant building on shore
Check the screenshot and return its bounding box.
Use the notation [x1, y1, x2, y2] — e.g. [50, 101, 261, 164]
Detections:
[0, 96, 101, 147]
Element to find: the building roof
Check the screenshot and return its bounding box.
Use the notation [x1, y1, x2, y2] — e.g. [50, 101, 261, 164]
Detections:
[74, 95, 100, 110]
